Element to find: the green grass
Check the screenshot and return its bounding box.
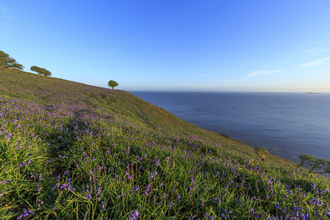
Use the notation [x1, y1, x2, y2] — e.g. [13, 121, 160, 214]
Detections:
[0, 67, 329, 219]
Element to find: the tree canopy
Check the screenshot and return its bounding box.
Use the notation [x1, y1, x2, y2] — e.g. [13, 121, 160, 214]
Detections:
[30, 66, 52, 77]
[108, 80, 119, 90]
[0, 50, 24, 70]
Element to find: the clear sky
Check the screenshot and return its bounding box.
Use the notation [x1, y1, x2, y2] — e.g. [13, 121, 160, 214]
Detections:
[1, 0, 330, 92]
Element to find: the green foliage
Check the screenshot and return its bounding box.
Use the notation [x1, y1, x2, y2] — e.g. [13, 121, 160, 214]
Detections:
[30, 66, 52, 77]
[41, 68, 51, 77]
[254, 147, 269, 161]
[108, 80, 119, 90]
[0, 50, 24, 70]
[30, 66, 40, 74]
[298, 154, 330, 174]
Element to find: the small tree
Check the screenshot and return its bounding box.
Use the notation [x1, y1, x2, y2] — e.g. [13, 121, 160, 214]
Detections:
[108, 80, 119, 90]
[0, 50, 24, 70]
[298, 154, 330, 174]
[30, 66, 41, 75]
[40, 68, 52, 77]
[30, 66, 52, 77]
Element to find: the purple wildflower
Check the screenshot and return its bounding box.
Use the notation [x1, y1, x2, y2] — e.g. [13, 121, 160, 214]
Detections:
[17, 209, 34, 220]
[127, 210, 139, 220]
[101, 202, 106, 211]
[153, 159, 160, 166]
[125, 171, 132, 180]
[276, 202, 280, 209]
[118, 188, 124, 199]
[312, 182, 316, 190]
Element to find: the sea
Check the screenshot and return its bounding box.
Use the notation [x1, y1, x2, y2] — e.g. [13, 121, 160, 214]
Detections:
[129, 91, 330, 163]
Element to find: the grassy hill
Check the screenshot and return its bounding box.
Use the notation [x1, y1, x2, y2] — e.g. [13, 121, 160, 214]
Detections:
[0, 67, 329, 219]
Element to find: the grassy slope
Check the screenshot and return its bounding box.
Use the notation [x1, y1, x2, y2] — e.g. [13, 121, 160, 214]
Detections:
[1, 67, 329, 220]
[0, 67, 295, 168]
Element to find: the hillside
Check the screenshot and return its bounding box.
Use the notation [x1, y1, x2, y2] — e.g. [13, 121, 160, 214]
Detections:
[0, 67, 296, 166]
[1, 67, 329, 219]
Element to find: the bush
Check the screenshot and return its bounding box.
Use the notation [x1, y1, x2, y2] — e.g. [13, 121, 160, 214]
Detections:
[254, 147, 269, 161]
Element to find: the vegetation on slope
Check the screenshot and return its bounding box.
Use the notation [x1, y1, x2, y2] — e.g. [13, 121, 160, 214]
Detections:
[0, 68, 330, 219]
[0, 51, 24, 70]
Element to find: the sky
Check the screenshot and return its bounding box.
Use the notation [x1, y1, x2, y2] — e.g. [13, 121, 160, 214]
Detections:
[1, 0, 330, 92]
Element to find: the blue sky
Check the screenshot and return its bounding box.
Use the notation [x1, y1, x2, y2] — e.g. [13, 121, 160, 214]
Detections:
[1, 0, 330, 92]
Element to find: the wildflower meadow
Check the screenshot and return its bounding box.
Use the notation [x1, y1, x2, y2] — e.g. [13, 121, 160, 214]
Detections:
[0, 68, 330, 219]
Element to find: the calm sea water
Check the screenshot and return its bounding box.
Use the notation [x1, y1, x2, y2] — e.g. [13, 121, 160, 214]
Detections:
[130, 92, 330, 163]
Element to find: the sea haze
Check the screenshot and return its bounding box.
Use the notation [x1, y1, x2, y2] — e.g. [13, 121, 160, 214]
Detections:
[130, 92, 330, 163]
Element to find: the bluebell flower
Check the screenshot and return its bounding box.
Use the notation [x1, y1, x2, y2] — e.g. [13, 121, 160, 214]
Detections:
[118, 188, 124, 199]
[17, 209, 34, 220]
[177, 194, 181, 202]
[276, 202, 280, 209]
[101, 202, 106, 211]
[127, 210, 139, 220]
[312, 182, 316, 190]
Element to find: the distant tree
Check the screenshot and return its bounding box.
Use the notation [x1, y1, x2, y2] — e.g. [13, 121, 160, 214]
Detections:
[108, 80, 119, 90]
[297, 154, 330, 174]
[40, 68, 52, 77]
[30, 66, 52, 77]
[0, 50, 24, 70]
[30, 66, 41, 75]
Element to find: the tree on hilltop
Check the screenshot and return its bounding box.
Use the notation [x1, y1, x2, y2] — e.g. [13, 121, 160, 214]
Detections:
[40, 68, 51, 77]
[30, 66, 52, 77]
[30, 66, 41, 75]
[108, 80, 119, 90]
[0, 50, 24, 70]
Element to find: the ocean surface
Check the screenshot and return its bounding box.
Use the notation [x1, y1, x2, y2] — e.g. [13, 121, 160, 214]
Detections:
[130, 92, 330, 163]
